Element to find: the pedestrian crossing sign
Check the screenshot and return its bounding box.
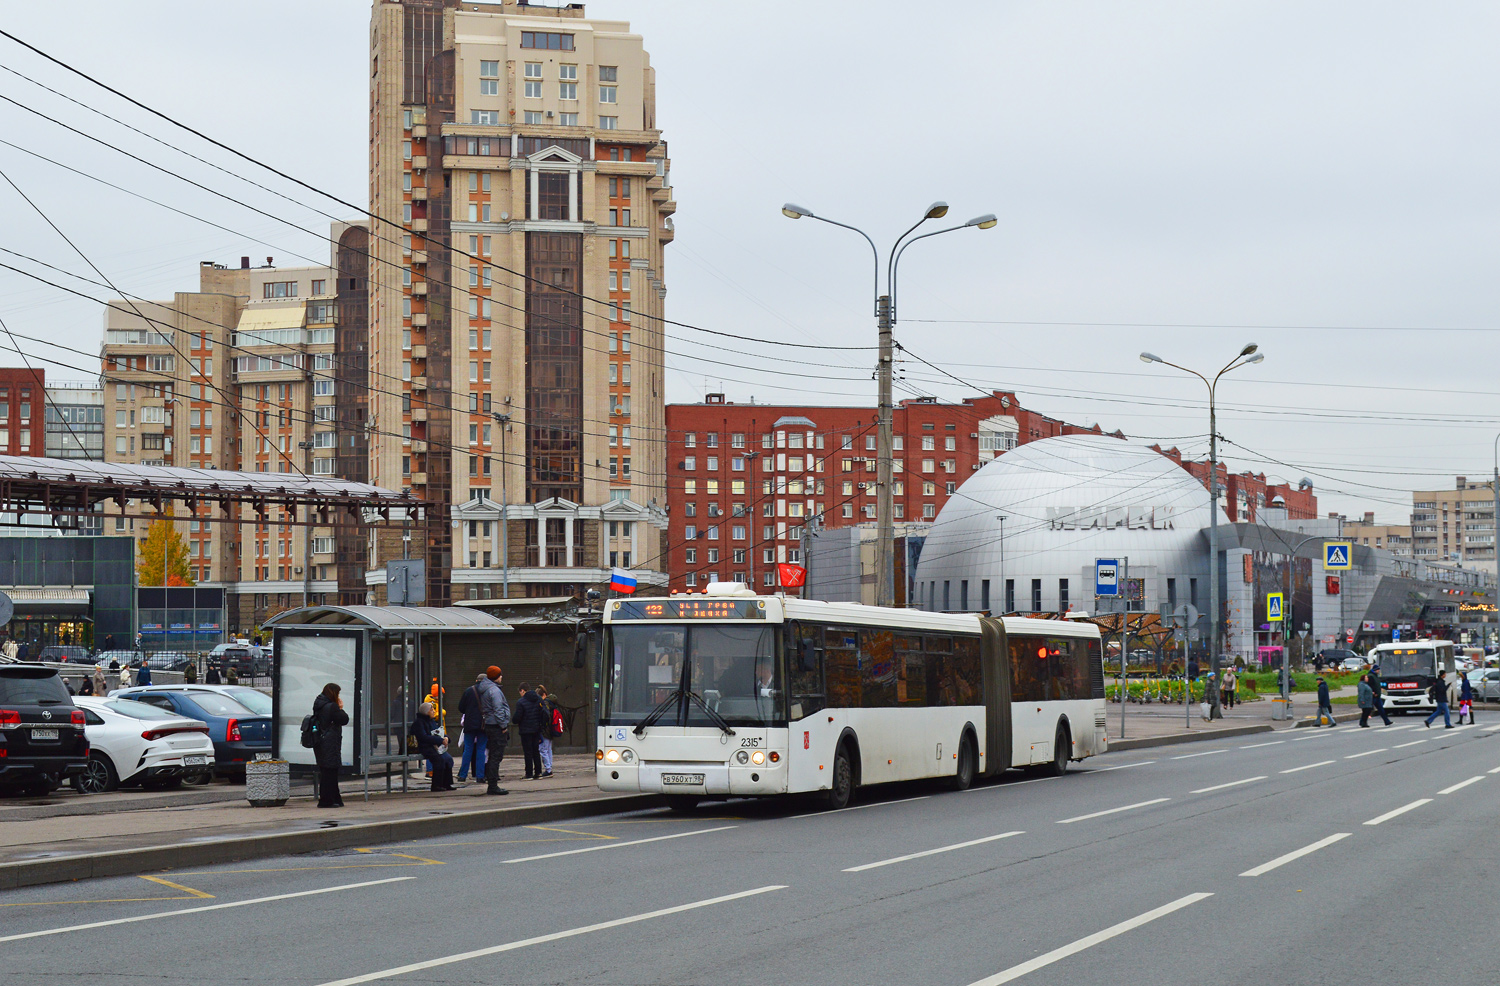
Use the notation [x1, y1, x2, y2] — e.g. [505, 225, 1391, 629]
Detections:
[1324, 542, 1352, 570]
[1266, 592, 1284, 621]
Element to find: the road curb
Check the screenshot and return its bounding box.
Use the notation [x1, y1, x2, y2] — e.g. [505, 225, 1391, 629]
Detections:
[1105, 723, 1274, 752]
[0, 792, 665, 892]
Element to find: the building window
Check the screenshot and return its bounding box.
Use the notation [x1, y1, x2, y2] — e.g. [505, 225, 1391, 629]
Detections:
[480, 60, 500, 95]
[471, 110, 500, 125]
[263, 281, 297, 299]
[1059, 579, 1069, 612]
[599, 116, 618, 130]
[559, 112, 578, 126]
[1031, 579, 1042, 612]
[1005, 579, 1015, 612]
[520, 31, 574, 50]
[524, 111, 544, 125]
[524, 79, 543, 99]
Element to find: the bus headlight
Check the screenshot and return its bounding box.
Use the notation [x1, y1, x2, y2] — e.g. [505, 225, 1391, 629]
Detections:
[734, 750, 750, 765]
[750, 750, 766, 766]
[620, 748, 636, 764]
[604, 748, 621, 763]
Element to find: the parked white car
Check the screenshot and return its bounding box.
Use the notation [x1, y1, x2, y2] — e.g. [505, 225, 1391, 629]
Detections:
[71, 696, 215, 793]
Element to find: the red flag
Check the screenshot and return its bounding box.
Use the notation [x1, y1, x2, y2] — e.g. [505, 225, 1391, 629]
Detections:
[777, 563, 807, 588]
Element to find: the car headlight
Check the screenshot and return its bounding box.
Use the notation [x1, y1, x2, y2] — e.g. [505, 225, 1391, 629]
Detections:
[604, 748, 621, 763]
[750, 750, 766, 765]
[734, 749, 750, 765]
[619, 748, 636, 764]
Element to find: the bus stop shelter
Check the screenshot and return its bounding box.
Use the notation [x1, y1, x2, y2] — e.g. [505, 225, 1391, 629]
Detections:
[264, 605, 511, 795]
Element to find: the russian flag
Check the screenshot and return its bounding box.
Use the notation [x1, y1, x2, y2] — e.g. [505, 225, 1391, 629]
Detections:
[609, 568, 638, 594]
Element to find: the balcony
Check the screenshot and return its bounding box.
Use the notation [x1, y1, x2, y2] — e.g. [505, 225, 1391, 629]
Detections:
[412, 125, 427, 138]
[411, 156, 427, 170]
[411, 472, 427, 485]
[411, 409, 427, 422]
[411, 251, 428, 265]
[411, 376, 427, 391]
[412, 282, 427, 296]
[411, 314, 428, 327]
[411, 345, 426, 359]
[411, 187, 427, 201]
[411, 219, 428, 232]
[412, 441, 428, 453]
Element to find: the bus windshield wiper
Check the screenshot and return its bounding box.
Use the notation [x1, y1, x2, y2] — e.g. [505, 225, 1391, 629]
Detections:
[684, 690, 736, 736]
[632, 690, 683, 737]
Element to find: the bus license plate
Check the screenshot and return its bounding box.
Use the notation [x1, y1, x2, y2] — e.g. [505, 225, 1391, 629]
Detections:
[31, 728, 58, 740]
[661, 773, 705, 786]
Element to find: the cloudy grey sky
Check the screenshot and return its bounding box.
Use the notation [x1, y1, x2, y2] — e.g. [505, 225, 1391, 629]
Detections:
[1, 1, 1497, 523]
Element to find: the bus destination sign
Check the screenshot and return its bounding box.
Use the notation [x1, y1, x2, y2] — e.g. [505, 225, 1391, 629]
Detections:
[611, 599, 766, 621]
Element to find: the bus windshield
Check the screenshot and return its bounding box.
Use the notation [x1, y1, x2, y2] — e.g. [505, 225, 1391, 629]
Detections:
[1375, 648, 1436, 677]
[606, 624, 780, 726]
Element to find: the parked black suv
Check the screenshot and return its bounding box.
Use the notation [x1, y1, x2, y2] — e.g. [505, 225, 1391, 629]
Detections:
[0, 664, 89, 795]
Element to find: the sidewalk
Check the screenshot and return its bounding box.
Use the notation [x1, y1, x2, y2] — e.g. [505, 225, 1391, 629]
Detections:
[0, 754, 632, 871]
[1102, 684, 1364, 751]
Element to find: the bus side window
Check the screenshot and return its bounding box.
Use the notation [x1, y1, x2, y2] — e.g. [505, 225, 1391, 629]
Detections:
[788, 623, 826, 720]
[824, 626, 862, 709]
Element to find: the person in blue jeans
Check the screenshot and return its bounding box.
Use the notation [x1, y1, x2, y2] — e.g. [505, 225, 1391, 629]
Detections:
[455, 674, 487, 782]
[1425, 672, 1453, 729]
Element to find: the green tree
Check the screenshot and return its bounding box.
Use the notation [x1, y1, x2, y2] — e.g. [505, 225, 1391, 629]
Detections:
[136, 517, 195, 587]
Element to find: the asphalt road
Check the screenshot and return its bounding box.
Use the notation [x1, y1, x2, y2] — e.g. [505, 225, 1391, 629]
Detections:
[2, 717, 1496, 985]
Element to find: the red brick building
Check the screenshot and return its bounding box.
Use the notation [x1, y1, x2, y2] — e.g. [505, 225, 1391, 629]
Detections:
[1151, 445, 1317, 521]
[662, 391, 1121, 592]
[0, 367, 45, 456]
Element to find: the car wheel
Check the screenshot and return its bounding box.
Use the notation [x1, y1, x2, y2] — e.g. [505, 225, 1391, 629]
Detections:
[947, 733, 976, 791]
[824, 744, 855, 810]
[71, 754, 119, 795]
[182, 771, 213, 786]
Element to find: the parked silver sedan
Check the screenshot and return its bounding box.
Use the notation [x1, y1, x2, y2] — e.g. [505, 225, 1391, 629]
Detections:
[1465, 668, 1500, 701]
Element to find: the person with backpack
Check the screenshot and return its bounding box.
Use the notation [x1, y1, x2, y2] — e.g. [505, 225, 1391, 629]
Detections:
[514, 683, 547, 780]
[536, 685, 560, 779]
[456, 673, 487, 783]
[1315, 675, 1336, 727]
[310, 682, 349, 808]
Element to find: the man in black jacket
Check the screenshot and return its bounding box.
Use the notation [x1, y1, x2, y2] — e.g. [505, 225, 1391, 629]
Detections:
[1367, 665, 1392, 726]
[1425, 672, 1454, 729]
[455, 674, 487, 783]
[514, 683, 547, 780]
[1316, 676, 1336, 727]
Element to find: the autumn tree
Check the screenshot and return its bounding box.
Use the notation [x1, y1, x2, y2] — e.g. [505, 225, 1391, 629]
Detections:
[136, 517, 195, 587]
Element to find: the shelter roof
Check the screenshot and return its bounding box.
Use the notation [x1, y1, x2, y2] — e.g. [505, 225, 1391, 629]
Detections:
[263, 605, 511, 632]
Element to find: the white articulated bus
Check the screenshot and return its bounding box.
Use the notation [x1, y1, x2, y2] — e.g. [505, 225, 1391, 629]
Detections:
[596, 582, 1106, 810]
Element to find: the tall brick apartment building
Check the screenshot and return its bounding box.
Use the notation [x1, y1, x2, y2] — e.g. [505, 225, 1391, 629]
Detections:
[0, 368, 45, 456]
[1152, 445, 1317, 522]
[662, 391, 1120, 592]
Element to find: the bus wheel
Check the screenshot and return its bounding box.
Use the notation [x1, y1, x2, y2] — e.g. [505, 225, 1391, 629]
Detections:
[1045, 725, 1071, 776]
[664, 795, 699, 814]
[947, 735, 976, 791]
[824, 746, 854, 810]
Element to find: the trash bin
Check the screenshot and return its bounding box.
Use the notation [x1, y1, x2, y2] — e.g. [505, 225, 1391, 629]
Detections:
[1271, 697, 1293, 721]
[245, 758, 290, 807]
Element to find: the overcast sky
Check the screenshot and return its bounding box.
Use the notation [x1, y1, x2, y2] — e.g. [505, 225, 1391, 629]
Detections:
[2, 1, 1498, 524]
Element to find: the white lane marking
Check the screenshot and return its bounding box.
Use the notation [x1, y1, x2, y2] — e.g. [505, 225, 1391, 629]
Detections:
[1382, 725, 1417, 732]
[0, 877, 414, 944]
[1056, 798, 1171, 824]
[1089, 760, 1156, 772]
[1439, 776, 1484, 795]
[1291, 732, 1336, 741]
[966, 775, 1059, 792]
[1194, 774, 1266, 798]
[842, 831, 1023, 873]
[1190, 776, 1266, 794]
[1279, 760, 1335, 774]
[1239, 833, 1350, 877]
[1450, 724, 1473, 731]
[1171, 749, 1226, 760]
[1395, 740, 1427, 749]
[964, 893, 1214, 985]
[1488, 766, 1500, 775]
[1344, 749, 1388, 760]
[1484, 723, 1500, 733]
[315, 885, 786, 986]
[1240, 740, 1285, 749]
[798, 795, 930, 817]
[502, 826, 735, 863]
[1364, 799, 1432, 826]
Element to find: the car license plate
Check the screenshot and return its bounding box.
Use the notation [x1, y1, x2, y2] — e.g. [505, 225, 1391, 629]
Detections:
[182, 755, 208, 766]
[31, 728, 58, 740]
[661, 772, 705, 786]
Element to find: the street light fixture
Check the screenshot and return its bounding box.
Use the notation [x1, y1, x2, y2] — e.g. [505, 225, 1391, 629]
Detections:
[782, 200, 994, 607]
[1139, 343, 1266, 717]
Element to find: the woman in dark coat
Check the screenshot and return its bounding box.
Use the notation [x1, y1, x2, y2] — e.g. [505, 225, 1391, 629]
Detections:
[313, 683, 349, 808]
[411, 702, 455, 792]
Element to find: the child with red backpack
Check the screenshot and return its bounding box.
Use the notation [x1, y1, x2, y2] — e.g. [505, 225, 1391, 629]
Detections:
[537, 684, 563, 778]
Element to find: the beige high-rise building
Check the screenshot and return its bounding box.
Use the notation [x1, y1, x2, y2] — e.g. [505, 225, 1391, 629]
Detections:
[368, 0, 673, 605]
[1410, 477, 1497, 564]
[1337, 512, 1412, 560]
[99, 225, 373, 630]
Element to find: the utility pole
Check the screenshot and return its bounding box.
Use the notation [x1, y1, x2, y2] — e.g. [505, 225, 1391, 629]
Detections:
[493, 409, 511, 599]
[875, 294, 894, 608]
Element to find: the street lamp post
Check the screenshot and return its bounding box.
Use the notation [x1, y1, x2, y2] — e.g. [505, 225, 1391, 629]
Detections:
[783, 202, 995, 607]
[492, 410, 512, 600]
[1140, 344, 1265, 717]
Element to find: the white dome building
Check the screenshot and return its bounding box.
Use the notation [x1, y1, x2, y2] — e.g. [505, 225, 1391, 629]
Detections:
[914, 434, 1223, 618]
